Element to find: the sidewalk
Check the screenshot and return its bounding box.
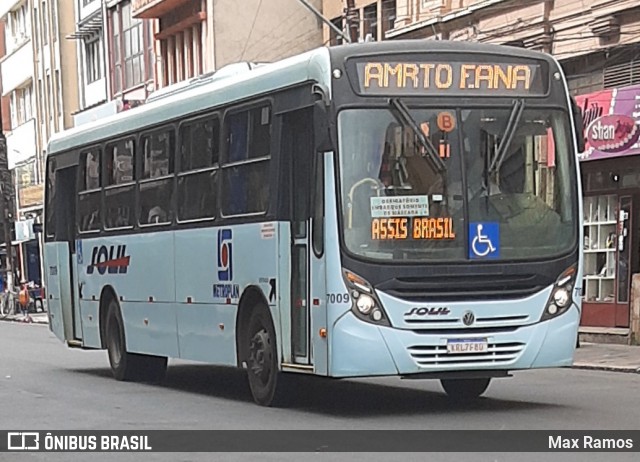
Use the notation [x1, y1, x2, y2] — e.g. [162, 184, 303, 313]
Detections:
[1, 312, 49, 325]
[573, 342, 640, 373]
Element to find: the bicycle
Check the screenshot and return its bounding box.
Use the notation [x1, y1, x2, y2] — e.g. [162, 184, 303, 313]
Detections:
[0, 289, 17, 319]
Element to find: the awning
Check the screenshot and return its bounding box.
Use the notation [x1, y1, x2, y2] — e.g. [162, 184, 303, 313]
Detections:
[66, 13, 103, 40]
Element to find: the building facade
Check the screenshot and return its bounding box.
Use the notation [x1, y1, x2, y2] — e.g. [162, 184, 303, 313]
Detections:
[132, 0, 323, 90]
[0, 0, 81, 287]
[70, 0, 156, 126]
[322, 0, 397, 44]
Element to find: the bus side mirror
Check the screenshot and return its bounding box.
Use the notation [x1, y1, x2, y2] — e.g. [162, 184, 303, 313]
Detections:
[32, 223, 43, 234]
[570, 97, 586, 153]
[314, 100, 333, 153]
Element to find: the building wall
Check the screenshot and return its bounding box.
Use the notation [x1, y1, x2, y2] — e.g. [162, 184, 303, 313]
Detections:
[322, 0, 398, 44]
[57, 0, 79, 131]
[386, 0, 640, 61]
[0, 20, 11, 133]
[212, 0, 323, 68]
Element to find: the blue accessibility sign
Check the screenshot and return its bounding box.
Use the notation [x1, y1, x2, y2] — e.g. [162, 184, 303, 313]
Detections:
[469, 222, 499, 259]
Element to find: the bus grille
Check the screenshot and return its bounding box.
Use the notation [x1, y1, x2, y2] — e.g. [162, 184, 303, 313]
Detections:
[407, 342, 525, 368]
[377, 275, 545, 301]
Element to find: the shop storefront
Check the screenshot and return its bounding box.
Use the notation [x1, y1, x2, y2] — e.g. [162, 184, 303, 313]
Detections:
[576, 84, 640, 330]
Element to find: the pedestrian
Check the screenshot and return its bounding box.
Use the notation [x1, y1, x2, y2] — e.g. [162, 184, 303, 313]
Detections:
[18, 282, 30, 319]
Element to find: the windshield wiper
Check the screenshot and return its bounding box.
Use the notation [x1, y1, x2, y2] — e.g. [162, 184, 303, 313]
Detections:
[388, 98, 446, 173]
[488, 99, 525, 174]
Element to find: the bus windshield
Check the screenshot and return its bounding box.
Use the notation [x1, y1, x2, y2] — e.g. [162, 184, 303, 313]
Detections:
[337, 105, 577, 262]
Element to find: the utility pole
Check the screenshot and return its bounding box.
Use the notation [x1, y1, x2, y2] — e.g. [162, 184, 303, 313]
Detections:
[0, 96, 15, 296]
[296, 0, 351, 43]
[345, 0, 359, 43]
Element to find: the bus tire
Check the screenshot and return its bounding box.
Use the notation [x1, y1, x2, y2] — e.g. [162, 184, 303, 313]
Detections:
[440, 378, 491, 401]
[245, 305, 283, 406]
[105, 298, 167, 383]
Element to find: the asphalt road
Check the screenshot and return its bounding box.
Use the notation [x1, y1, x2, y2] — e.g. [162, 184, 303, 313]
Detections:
[1, 321, 639, 462]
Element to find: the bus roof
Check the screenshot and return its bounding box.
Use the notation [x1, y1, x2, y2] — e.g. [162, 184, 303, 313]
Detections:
[326, 39, 558, 64]
[47, 46, 332, 155]
[47, 40, 558, 156]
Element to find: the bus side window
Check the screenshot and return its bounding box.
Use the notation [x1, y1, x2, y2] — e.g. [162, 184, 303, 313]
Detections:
[104, 139, 135, 229]
[177, 116, 219, 221]
[139, 127, 175, 226]
[222, 106, 271, 216]
[45, 158, 56, 239]
[77, 149, 102, 233]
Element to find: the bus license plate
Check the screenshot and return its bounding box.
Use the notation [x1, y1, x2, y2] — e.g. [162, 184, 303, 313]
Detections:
[446, 338, 488, 354]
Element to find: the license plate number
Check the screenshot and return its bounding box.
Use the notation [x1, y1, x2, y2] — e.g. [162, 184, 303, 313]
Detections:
[446, 338, 488, 354]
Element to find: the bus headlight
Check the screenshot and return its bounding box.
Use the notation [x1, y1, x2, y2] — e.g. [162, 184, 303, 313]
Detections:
[342, 269, 390, 326]
[356, 294, 375, 314]
[541, 265, 577, 322]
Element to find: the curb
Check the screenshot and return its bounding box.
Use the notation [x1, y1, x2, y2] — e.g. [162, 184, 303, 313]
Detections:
[0, 316, 49, 325]
[572, 363, 640, 374]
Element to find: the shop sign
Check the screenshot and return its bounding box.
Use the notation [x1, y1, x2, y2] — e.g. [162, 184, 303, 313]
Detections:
[15, 218, 35, 242]
[586, 114, 640, 153]
[18, 184, 44, 209]
[576, 84, 640, 161]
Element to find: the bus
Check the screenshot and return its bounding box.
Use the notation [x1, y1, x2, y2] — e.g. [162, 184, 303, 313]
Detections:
[44, 40, 585, 406]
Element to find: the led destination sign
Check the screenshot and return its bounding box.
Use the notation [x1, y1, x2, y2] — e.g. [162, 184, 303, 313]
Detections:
[371, 217, 456, 240]
[351, 59, 546, 97]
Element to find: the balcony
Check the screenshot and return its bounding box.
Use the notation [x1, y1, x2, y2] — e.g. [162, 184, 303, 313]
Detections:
[7, 119, 37, 169]
[79, 0, 101, 22]
[131, 0, 192, 18]
[0, 0, 20, 20]
[1, 39, 33, 96]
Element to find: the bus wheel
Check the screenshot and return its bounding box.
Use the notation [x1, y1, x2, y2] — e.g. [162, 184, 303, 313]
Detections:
[246, 306, 281, 406]
[105, 298, 167, 383]
[440, 378, 491, 401]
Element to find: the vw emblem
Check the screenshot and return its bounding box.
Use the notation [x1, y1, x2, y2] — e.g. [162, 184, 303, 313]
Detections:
[462, 311, 475, 326]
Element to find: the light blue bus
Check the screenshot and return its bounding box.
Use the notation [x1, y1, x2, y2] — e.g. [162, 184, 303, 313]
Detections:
[44, 40, 585, 406]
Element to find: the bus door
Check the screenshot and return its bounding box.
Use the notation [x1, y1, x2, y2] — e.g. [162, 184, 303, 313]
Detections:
[284, 108, 326, 367]
[49, 166, 82, 341]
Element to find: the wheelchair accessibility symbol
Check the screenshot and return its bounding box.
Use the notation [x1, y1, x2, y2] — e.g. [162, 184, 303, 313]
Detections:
[469, 222, 499, 259]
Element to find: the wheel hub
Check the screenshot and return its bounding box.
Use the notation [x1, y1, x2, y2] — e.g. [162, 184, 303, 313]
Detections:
[249, 329, 272, 383]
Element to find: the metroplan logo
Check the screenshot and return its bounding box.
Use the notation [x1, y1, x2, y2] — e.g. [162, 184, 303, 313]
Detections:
[217, 229, 233, 281]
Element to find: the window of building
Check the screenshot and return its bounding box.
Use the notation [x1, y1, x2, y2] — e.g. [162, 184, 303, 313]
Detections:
[6, 2, 30, 50]
[222, 106, 272, 216]
[78, 149, 102, 233]
[9, 85, 33, 128]
[55, 70, 62, 119]
[41, 0, 49, 46]
[110, 1, 151, 96]
[158, 2, 204, 87]
[363, 4, 378, 41]
[381, 0, 396, 37]
[85, 34, 103, 83]
[177, 116, 219, 221]
[52, 0, 58, 40]
[139, 128, 174, 226]
[329, 17, 344, 46]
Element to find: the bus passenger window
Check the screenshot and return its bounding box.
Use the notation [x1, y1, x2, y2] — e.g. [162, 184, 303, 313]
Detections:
[139, 128, 175, 226]
[177, 116, 220, 222]
[103, 139, 135, 230]
[222, 106, 271, 216]
[106, 139, 134, 186]
[78, 149, 102, 233]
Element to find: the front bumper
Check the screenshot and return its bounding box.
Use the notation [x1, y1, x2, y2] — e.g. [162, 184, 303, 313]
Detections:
[329, 304, 579, 378]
